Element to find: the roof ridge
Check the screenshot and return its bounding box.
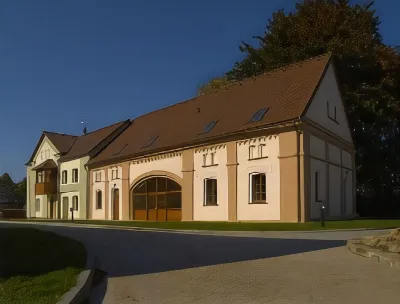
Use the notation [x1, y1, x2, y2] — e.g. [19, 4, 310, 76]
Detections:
[43, 131, 78, 137]
[81, 119, 129, 136]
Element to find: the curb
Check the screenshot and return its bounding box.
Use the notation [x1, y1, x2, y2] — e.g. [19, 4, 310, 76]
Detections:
[57, 245, 97, 304]
[347, 240, 400, 269]
[1, 220, 395, 234]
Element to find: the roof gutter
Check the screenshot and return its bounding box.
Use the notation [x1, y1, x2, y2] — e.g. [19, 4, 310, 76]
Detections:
[88, 118, 302, 169]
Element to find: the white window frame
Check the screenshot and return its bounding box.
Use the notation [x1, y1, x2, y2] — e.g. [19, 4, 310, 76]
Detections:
[35, 198, 40, 211]
[203, 178, 218, 206]
[111, 168, 119, 180]
[45, 149, 50, 159]
[62, 170, 68, 184]
[249, 145, 255, 159]
[96, 190, 102, 209]
[258, 144, 266, 158]
[95, 172, 101, 182]
[72, 169, 79, 183]
[202, 154, 207, 167]
[72, 195, 79, 211]
[249, 172, 267, 204]
[210, 152, 216, 166]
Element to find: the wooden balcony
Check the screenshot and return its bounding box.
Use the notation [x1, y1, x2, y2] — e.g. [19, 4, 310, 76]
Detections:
[35, 182, 57, 195]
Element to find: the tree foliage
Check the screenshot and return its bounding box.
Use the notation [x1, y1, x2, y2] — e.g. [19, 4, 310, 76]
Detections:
[200, 0, 400, 216]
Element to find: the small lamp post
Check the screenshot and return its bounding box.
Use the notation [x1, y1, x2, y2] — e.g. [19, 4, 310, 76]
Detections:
[320, 202, 326, 228]
[70, 207, 74, 221]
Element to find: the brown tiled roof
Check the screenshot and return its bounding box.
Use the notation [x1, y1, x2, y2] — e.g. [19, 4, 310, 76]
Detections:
[44, 132, 78, 154]
[26, 132, 77, 165]
[88, 54, 332, 167]
[58, 120, 130, 162]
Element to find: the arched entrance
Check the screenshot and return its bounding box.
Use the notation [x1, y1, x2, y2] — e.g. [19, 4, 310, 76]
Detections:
[131, 176, 182, 222]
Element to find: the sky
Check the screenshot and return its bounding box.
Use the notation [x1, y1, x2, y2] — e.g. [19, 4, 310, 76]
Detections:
[0, 0, 399, 182]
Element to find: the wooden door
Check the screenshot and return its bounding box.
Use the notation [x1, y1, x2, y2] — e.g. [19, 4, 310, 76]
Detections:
[62, 197, 69, 220]
[113, 189, 120, 220]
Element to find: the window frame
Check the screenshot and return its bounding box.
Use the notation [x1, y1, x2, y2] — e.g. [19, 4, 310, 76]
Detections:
[62, 170, 68, 184]
[72, 195, 79, 211]
[315, 171, 321, 203]
[204, 178, 218, 206]
[72, 169, 79, 183]
[249, 145, 255, 160]
[95, 172, 101, 182]
[96, 190, 102, 209]
[111, 168, 119, 180]
[249, 172, 267, 204]
[35, 198, 40, 211]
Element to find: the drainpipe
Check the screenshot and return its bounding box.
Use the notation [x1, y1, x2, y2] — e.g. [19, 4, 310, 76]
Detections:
[84, 164, 90, 220]
[294, 121, 302, 223]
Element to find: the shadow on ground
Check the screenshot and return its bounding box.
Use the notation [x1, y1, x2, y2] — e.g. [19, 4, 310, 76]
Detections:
[12, 225, 346, 277]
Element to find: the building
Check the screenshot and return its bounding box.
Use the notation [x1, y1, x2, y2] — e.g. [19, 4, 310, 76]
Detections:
[25, 120, 130, 219]
[86, 54, 356, 222]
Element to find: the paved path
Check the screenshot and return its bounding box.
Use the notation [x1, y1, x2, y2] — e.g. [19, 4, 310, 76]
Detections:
[1, 222, 399, 304]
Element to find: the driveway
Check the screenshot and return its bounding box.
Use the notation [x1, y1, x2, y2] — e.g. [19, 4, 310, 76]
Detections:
[1, 222, 399, 304]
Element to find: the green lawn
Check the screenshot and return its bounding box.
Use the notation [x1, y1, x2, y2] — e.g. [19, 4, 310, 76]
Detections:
[0, 228, 86, 304]
[11, 218, 400, 231]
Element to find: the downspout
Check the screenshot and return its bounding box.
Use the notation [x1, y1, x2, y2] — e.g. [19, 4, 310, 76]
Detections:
[294, 121, 302, 223]
[84, 164, 90, 220]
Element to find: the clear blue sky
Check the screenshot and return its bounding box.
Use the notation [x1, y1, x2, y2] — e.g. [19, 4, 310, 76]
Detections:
[0, 0, 398, 182]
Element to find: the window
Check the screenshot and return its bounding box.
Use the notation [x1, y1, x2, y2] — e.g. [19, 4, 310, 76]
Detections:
[327, 101, 338, 123]
[72, 195, 79, 211]
[37, 171, 43, 183]
[112, 168, 118, 180]
[45, 149, 50, 159]
[40, 151, 44, 160]
[203, 154, 207, 167]
[250, 173, 266, 203]
[249, 108, 269, 123]
[35, 199, 40, 211]
[95, 172, 101, 182]
[96, 190, 102, 209]
[72, 169, 79, 183]
[200, 121, 218, 134]
[62, 170, 67, 184]
[258, 144, 266, 158]
[249, 145, 255, 159]
[315, 171, 320, 202]
[210, 152, 216, 165]
[204, 178, 218, 206]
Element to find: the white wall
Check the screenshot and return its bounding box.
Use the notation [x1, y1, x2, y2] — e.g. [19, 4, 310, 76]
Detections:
[305, 63, 353, 144]
[34, 195, 47, 218]
[193, 145, 228, 221]
[92, 169, 106, 220]
[28, 136, 59, 218]
[60, 191, 81, 219]
[309, 134, 354, 219]
[237, 136, 281, 221]
[60, 159, 81, 185]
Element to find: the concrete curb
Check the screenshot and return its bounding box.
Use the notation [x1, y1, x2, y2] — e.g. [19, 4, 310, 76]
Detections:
[347, 240, 400, 269]
[1, 219, 396, 234]
[57, 245, 97, 304]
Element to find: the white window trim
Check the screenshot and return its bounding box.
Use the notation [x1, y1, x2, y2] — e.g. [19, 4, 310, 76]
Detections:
[35, 198, 40, 212]
[62, 170, 68, 184]
[72, 195, 79, 211]
[111, 168, 119, 180]
[95, 172, 101, 182]
[249, 172, 267, 204]
[72, 169, 79, 183]
[203, 177, 218, 206]
[249, 145, 255, 159]
[202, 154, 208, 167]
[258, 144, 266, 158]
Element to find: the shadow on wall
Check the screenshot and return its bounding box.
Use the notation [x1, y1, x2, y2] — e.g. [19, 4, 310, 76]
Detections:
[31, 226, 346, 278]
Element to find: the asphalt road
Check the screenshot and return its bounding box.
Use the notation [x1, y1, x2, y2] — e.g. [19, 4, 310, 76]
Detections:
[1, 222, 399, 304]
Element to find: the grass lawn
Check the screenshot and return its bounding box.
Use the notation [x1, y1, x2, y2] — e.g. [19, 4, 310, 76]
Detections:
[0, 228, 86, 304]
[10, 218, 400, 231]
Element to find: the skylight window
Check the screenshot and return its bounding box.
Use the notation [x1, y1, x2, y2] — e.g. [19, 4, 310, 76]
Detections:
[200, 121, 218, 134]
[249, 108, 269, 123]
[142, 136, 159, 149]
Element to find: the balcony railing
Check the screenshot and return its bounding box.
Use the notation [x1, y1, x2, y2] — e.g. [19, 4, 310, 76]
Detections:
[35, 182, 57, 195]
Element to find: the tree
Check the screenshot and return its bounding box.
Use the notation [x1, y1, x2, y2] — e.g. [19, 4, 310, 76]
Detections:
[200, 0, 400, 216]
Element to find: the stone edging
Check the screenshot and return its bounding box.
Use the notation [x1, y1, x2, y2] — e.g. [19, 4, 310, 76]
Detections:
[57, 245, 97, 304]
[347, 240, 400, 269]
